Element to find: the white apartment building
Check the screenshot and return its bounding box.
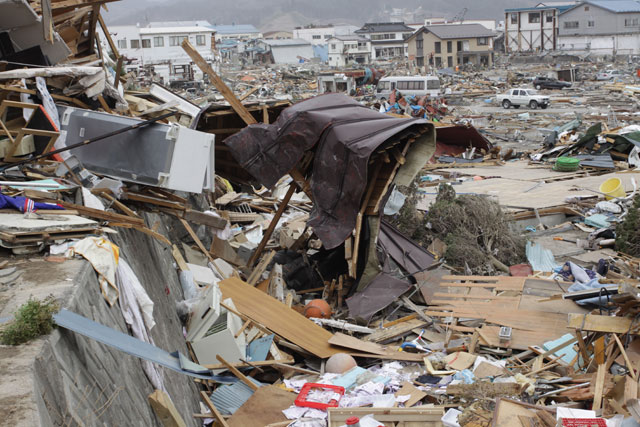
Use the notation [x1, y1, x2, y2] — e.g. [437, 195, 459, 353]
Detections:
[354, 22, 414, 60]
[327, 36, 372, 67]
[293, 25, 360, 45]
[107, 23, 215, 83]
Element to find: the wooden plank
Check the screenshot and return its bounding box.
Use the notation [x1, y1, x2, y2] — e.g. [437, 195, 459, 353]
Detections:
[568, 313, 638, 334]
[148, 389, 187, 427]
[40, 199, 145, 226]
[202, 358, 294, 371]
[41, 0, 54, 42]
[125, 191, 186, 210]
[365, 318, 428, 343]
[593, 363, 607, 411]
[615, 334, 639, 381]
[246, 183, 295, 267]
[328, 407, 444, 427]
[247, 250, 275, 286]
[219, 277, 338, 358]
[97, 13, 119, 58]
[216, 355, 259, 391]
[183, 209, 228, 230]
[395, 381, 427, 407]
[182, 40, 257, 126]
[328, 332, 424, 362]
[178, 218, 213, 262]
[200, 391, 230, 427]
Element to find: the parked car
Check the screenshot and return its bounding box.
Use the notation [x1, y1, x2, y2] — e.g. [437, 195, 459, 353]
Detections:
[596, 70, 624, 81]
[496, 88, 550, 110]
[533, 76, 572, 90]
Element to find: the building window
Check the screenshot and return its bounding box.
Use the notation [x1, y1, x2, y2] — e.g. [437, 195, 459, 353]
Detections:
[435, 41, 441, 53]
[417, 39, 423, 49]
[153, 36, 164, 47]
[546, 12, 554, 23]
[588, 20, 595, 27]
[511, 13, 518, 24]
[477, 37, 488, 46]
[625, 18, 639, 27]
[529, 12, 540, 23]
[141, 39, 151, 48]
[330, 44, 336, 50]
[417, 57, 424, 66]
[169, 35, 187, 46]
[564, 21, 579, 29]
[447, 56, 453, 67]
[456, 40, 462, 51]
[435, 56, 442, 67]
[130, 39, 140, 48]
[371, 33, 396, 40]
[117, 39, 127, 49]
[196, 35, 206, 45]
[312, 35, 321, 39]
[447, 41, 452, 53]
[584, 6, 589, 11]
[324, 34, 331, 39]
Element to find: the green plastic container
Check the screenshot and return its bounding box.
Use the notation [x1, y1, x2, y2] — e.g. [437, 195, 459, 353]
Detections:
[553, 156, 581, 172]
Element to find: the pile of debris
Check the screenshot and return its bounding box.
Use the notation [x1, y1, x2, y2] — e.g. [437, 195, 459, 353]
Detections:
[2, 2, 640, 427]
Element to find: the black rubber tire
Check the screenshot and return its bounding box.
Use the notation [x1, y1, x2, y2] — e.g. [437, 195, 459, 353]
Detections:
[529, 100, 538, 109]
[513, 105, 521, 109]
[502, 99, 511, 109]
[541, 104, 548, 109]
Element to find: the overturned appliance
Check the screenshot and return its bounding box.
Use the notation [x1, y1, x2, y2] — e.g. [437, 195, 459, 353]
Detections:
[57, 106, 215, 193]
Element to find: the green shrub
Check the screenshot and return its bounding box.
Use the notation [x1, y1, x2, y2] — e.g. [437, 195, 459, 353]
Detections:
[0, 296, 59, 345]
[616, 194, 640, 257]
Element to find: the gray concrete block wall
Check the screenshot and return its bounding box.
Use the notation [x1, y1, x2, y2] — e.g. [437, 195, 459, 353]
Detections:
[33, 212, 201, 426]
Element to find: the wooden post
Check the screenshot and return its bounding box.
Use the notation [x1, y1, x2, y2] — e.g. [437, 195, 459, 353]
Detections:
[98, 14, 120, 58]
[182, 40, 257, 126]
[148, 390, 187, 427]
[246, 183, 296, 267]
[200, 391, 230, 427]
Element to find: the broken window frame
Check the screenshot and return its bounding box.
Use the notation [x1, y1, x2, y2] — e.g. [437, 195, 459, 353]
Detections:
[529, 12, 540, 23]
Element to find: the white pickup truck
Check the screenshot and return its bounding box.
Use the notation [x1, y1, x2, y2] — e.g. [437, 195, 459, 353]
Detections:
[496, 88, 550, 110]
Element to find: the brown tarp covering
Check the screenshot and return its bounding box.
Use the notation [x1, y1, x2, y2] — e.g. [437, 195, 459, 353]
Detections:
[224, 93, 434, 249]
[346, 272, 412, 323]
[379, 220, 435, 276]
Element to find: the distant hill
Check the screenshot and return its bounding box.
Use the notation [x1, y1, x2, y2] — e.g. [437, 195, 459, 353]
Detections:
[104, 0, 534, 29]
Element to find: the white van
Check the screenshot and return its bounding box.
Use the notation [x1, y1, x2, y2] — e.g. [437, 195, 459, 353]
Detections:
[375, 75, 441, 100]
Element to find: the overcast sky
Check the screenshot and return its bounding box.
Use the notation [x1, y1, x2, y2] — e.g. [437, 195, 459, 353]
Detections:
[105, 0, 534, 29]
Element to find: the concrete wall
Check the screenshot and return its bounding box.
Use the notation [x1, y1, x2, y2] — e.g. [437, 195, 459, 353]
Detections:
[32, 212, 202, 426]
[559, 33, 640, 54]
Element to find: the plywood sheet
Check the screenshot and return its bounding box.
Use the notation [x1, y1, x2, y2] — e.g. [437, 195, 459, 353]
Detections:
[417, 171, 640, 211]
[219, 277, 337, 358]
[478, 325, 563, 350]
[227, 385, 296, 427]
[435, 160, 588, 182]
[328, 333, 424, 362]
